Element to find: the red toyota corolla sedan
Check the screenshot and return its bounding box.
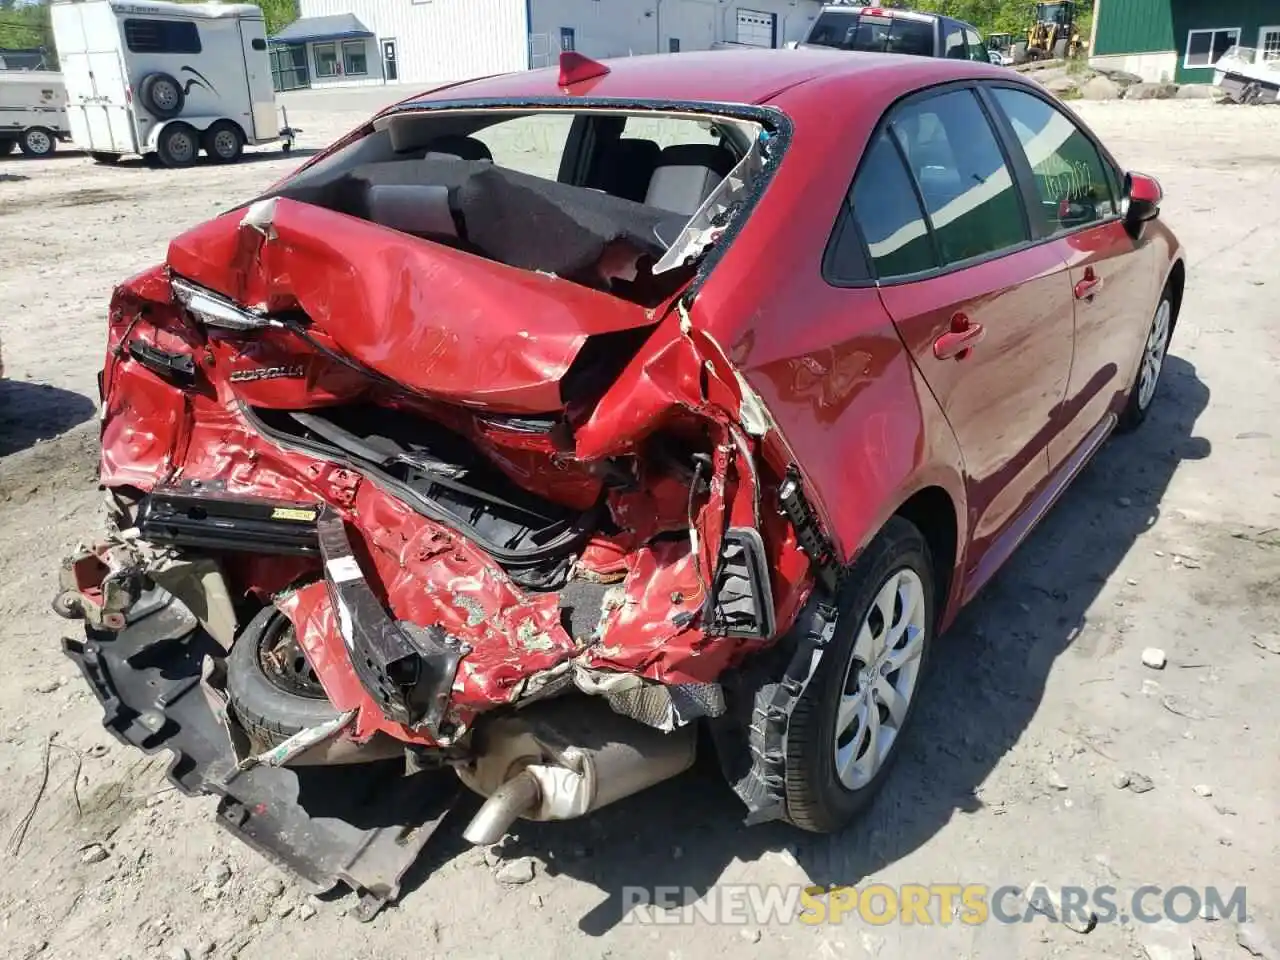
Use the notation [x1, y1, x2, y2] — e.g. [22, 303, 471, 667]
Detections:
[55, 49, 1183, 910]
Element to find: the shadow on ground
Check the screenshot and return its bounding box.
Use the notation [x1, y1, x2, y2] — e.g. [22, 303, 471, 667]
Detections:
[0, 379, 96, 459]
[407, 354, 1210, 935]
[109, 147, 321, 170]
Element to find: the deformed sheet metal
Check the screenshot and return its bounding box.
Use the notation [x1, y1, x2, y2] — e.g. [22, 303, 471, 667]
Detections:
[62, 594, 459, 921]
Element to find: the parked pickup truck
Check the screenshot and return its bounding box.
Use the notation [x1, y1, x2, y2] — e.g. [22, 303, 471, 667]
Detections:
[797, 3, 991, 62]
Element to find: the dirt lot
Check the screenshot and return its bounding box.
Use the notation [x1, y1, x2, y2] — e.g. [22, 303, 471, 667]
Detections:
[1, 91, 1278, 960]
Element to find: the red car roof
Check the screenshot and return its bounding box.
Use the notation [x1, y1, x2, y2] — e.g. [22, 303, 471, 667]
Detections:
[408, 48, 1009, 111]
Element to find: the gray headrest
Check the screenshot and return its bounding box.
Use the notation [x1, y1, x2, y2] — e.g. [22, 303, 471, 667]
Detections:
[644, 144, 736, 216]
[364, 184, 457, 238]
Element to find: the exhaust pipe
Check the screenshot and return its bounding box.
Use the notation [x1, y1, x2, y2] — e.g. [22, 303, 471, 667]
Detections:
[458, 697, 696, 845]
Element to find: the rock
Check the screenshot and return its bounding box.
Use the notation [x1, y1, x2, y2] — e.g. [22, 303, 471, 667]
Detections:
[1022, 881, 1096, 933]
[199, 883, 224, 903]
[739, 928, 762, 944]
[1236, 922, 1279, 959]
[297, 902, 317, 921]
[33, 678, 63, 694]
[1096, 68, 1144, 86]
[1142, 648, 1168, 669]
[1126, 772, 1155, 794]
[495, 856, 536, 885]
[1176, 84, 1221, 99]
[205, 861, 232, 889]
[275, 901, 295, 918]
[167, 949, 191, 960]
[1111, 771, 1131, 789]
[1042, 75, 1079, 95]
[80, 844, 109, 864]
[260, 876, 286, 899]
[1124, 82, 1177, 100]
[1046, 768, 1069, 791]
[1192, 784, 1213, 797]
[1215, 803, 1237, 816]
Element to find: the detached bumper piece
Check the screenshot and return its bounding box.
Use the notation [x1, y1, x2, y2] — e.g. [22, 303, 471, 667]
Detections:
[316, 507, 465, 738]
[62, 589, 458, 921]
[137, 483, 321, 555]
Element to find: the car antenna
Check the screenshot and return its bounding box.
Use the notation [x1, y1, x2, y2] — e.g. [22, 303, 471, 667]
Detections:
[559, 51, 610, 88]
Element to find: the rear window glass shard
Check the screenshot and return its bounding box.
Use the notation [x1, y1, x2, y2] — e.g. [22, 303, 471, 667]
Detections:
[889, 89, 1028, 266]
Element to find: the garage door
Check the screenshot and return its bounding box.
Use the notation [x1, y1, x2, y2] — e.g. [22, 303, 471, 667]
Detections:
[736, 9, 776, 47]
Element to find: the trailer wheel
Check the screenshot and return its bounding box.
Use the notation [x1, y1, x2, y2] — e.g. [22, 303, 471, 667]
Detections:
[202, 121, 244, 163]
[157, 123, 199, 168]
[90, 152, 121, 165]
[227, 607, 340, 749]
[139, 71, 185, 120]
[19, 127, 56, 157]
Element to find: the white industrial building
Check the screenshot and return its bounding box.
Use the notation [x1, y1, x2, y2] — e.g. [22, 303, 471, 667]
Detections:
[269, 0, 825, 91]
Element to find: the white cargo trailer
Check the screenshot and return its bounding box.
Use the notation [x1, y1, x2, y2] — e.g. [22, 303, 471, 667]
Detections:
[50, 0, 295, 167]
[0, 71, 71, 157]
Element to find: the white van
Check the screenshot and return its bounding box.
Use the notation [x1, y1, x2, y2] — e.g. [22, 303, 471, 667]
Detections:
[0, 71, 71, 157]
[50, 0, 295, 167]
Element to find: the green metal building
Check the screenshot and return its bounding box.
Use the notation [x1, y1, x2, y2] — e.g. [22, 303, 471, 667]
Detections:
[1089, 0, 1280, 83]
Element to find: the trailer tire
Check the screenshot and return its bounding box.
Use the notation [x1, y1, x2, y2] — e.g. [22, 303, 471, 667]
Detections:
[157, 122, 199, 168]
[202, 121, 244, 163]
[90, 152, 121, 164]
[19, 127, 56, 157]
[227, 607, 340, 749]
[139, 71, 185, 120]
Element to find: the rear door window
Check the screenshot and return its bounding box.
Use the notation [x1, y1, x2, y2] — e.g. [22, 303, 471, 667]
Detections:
[965, 28, 988, 62]
[943, 22, 968, 58]
[890, 89, 1028, 265]
[989, 86, 1117, 233]
[848, 132, 937, 279]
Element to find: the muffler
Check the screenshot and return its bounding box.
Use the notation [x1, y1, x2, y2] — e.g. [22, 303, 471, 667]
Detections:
[458, 697, 696, 845]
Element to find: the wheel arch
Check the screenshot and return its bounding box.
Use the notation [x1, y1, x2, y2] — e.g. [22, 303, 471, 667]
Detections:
[892, 485, 960, 633]
[144, 117, 219, 153]
[1165, 256, 1186, 329]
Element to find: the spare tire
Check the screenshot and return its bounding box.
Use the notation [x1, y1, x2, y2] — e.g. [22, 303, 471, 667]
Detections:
[139, 71, 185, 119]
[226, 607, 340, 748]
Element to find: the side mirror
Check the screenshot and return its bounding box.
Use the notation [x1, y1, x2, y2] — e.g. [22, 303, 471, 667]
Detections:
[1123, 171, 1162, 238]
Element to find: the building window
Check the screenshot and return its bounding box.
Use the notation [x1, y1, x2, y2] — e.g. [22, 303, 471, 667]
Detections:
[1260, 26, 1280, 61]
[736, 9, 777, 47]
[123, 18, 201, 54]
[560, 27, 575, 52]
[669, 38, 680, 52]
[342, 39, 367, 75]
[1184, 27, 1241, 68]
[314, 41, 339, 78]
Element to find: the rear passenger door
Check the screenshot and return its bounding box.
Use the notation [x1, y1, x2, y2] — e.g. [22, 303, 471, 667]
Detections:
[849, 86, 1076, 590]
[982, 84, 1160, 466]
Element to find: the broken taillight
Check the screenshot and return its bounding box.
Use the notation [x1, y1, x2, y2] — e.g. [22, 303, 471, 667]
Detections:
[171, 277, 274, 331]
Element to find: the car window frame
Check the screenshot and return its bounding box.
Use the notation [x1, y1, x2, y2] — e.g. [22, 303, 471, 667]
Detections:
[975, 79, 1126, 242]
[824, 78, 1133, 291]
[824, 79, 1036, 289]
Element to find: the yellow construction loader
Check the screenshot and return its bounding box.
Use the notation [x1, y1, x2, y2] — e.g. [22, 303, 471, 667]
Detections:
[1012, 1, 1084, 63]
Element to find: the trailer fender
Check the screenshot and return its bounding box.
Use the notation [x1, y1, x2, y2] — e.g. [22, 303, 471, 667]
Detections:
[144, 116, 223, 153]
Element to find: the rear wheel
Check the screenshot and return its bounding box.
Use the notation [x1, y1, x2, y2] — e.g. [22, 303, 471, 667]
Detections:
[1052, 38, 1069, 59]
[226, 607, 339, 748]
[784, 517, 935, 833]
[19, 127, 56, 157]
[202, 121, 244, 163]
[157, 123, 199, 168]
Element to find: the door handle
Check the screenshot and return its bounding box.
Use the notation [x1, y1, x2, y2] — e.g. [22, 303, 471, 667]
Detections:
[1074, 266, 1103, 301]
[934, 314, 985, 361]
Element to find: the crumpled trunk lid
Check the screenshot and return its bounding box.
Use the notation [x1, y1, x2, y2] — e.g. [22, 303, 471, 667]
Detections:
[165, 197, 663, 414]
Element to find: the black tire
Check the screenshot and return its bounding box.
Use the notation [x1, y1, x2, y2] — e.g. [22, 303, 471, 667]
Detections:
[0, 139, 16, 157]
[784, 517, 936, 833]
[226, 607, 339, 748]
[201, 120, 244, 163]
[1052, 38, 1069, 60]
[156, 122, 199, 168]
[90, 151, 121, 165]
[19, 127, 56, 157]
[139, 71, 185, 119]
[1117, 286, 1175, 433]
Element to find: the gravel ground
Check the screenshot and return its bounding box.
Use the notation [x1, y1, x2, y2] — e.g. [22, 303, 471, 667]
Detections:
[1, 91, 1278, 960]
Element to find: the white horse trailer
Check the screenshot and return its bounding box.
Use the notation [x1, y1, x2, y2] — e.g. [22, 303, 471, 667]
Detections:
[50, 0, 295, 167]
[0, 71, 71, 158]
